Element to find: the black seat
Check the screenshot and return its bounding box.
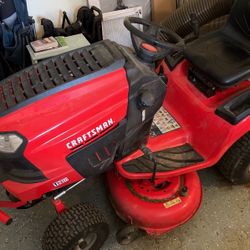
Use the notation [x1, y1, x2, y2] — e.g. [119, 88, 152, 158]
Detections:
[184, 0, 250, 88]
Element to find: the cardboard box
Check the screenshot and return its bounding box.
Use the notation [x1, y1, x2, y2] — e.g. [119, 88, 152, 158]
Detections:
[152, 0, 176, 24]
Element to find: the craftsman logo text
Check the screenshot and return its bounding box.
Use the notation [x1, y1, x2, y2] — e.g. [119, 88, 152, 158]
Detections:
[66, 118, 114, 150]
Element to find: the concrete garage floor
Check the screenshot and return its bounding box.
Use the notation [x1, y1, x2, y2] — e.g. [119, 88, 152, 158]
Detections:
[0, 167, 249, 250]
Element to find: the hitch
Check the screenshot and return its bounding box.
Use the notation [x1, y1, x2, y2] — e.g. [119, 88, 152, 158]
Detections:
[0, 210, 12, 225]
[0, 200, 28, 225]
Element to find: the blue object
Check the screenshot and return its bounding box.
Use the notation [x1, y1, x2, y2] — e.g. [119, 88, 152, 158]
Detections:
[0, 0, 35, 75]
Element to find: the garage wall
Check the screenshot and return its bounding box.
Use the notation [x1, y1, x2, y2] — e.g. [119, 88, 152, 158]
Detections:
[99, 0, 151, 19]
[26, 0, 87, 37]
[27, 0, 151, 37]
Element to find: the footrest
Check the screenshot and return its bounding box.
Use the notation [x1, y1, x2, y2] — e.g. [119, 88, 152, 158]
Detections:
[122, 144, 204, 174]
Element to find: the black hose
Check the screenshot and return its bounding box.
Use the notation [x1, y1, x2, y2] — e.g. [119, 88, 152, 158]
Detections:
[184, 14, 229, 40]
[162, 0, 234, 37]
[199, 14, 229, 34]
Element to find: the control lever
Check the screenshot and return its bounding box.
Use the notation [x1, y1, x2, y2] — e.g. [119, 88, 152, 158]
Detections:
[140, 145, 158, 188]
[190, 13, 200, 38]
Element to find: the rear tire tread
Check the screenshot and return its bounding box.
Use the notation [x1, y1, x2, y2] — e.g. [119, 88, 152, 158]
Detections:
[218, 132, 250, 184]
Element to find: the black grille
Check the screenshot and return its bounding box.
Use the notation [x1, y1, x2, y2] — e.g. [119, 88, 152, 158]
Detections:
[0, 40, 123, 114]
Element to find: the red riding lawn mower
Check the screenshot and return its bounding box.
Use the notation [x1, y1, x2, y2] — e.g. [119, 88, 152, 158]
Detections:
[0, 0, 249, 249]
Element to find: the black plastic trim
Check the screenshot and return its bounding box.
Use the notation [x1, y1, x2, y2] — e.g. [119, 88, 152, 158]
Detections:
[0, 132, 47, 183]
[0, 59, 125, 118]
[116, 45, 167, 158]
[188, 65, 217, 97]
[215, 89, 250, 125]
[0, 40, 125, 117]
[122, 144, 204, 173]
[67, 120, 127, 177]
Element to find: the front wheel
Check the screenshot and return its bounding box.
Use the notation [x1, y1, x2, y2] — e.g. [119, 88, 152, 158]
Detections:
[116, 225, 143, 245]
[218, 132, 250, 184]
[42, 203, 109, 250]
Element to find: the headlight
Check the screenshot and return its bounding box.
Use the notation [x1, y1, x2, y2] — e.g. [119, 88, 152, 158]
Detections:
[0, 133, 23, 153]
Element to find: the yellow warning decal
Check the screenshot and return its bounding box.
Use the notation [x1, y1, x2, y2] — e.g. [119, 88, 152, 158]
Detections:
[163, 197, 182, 208]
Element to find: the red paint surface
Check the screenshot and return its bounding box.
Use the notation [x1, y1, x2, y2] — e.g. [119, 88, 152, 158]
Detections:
[116, 60, 250, 179]
[1, 68, 129, 202]
[0, 54, 249, 231]
[106, 170, 202, 234]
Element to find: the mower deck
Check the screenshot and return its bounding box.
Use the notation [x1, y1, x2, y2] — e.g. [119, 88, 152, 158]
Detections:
[106, 170, 202, 235]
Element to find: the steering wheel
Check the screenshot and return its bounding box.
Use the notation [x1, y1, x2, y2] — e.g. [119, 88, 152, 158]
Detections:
[124, 17, 185, 63]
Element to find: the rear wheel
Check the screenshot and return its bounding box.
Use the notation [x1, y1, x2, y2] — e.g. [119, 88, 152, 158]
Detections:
[42, 203, 109, 250]
[218, 132, 250, 184]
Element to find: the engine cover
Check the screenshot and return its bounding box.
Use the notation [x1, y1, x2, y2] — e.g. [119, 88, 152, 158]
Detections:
[0, 40, 166, 195]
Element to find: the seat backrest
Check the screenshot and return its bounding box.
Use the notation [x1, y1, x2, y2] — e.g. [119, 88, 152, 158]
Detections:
[228, 0, 250, 38]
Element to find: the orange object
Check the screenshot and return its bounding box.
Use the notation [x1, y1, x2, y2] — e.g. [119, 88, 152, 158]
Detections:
[141, 43, 158, 52]
[152, 0, 176, 24]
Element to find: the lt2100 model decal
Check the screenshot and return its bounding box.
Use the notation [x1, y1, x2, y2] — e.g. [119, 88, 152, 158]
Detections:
[66, 118, 114, 150]
[53, 177, 70, 187]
